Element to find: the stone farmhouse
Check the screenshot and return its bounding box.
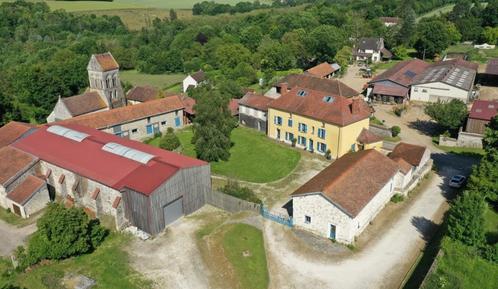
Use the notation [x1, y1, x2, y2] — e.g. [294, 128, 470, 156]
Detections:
[267, 85, 373, 159]
[292, 143, 431, 244]
[305, 62, 341, 79]
[58, 95, 185, 141]
[47, 52, 125, 122]
[238, 92, 274, 133]
[182, 70, 206, 92]
[0, 123, 211, 235]
[353, 37, 392, 63]
[410, 59, 478, 103]
[367, 59, 430, 103]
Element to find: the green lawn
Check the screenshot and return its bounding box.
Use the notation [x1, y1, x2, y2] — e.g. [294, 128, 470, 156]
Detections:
[436, 145, 485, 157]
[417, 4, 455, 21]
[149, 126, 301, 183]
[120, 70, 185, 89]
[444, 43, 498, 63]
[484, 204, 498, 244]
[0, 208, 39, 227]
[422, 238, 498, 289]
[222, 223, 269, 289]
[0, 233, 152, 289]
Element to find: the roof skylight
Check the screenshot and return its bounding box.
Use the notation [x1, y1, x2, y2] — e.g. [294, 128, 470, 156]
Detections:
[47, 125, 89, 142]
[102, 142, 155, 164]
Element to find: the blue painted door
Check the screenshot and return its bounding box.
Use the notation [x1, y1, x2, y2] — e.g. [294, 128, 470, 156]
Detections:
[175, 117, 181, 127]
[146, 124, 153, 134]
[329, 224, 336, 239]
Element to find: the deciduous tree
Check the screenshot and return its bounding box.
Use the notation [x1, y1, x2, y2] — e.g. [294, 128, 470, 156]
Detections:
[424, 99, 467, 131]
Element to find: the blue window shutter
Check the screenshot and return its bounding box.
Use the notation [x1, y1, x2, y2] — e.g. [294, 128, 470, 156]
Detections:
[175, 117, 181, 127]
[146, 124, 153, 134]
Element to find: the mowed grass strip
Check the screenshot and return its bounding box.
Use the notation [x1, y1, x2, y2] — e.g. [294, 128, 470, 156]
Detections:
[4, 233, 152, 289]
[120, 70, 185, 89]
[166, 126, 300, 183]
[222, 223, 269, 289]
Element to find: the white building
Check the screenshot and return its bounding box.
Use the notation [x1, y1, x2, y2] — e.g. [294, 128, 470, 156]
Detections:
[353, 38, 392, 63]
[292, 149, 402, 244]
[238, 92, 274, 133]
[182, 70, 206, 92]
[410, 59, 477, 103]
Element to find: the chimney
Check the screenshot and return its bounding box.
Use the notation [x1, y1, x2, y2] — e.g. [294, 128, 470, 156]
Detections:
[351, 97, 361, 114]
[280, 82, 288, 94]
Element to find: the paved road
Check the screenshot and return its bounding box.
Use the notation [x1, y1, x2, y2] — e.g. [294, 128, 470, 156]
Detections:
[0, 220, 37, 256]
[265, 153, 477, 289]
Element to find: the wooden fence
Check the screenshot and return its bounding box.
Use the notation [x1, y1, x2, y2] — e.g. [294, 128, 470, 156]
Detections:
[204, 190, 261, 213]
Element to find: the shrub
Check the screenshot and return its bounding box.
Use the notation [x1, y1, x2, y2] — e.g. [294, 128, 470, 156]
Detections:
[221, 180, 262, 204]
[153, 131, 162, 138]
[446, 190, 486, 247]
[325, 149, 332, 160]
[390, 194, 405, 203]
[291, 138, 296, 147]
[15, 203, 108, 270]
[391, 126, 401, 137]
[159, 127, 181, 151]
[393, 105, 405, 117]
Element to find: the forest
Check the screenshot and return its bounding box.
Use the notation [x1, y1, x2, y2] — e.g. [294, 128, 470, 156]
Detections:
[0, 0, 496, 125]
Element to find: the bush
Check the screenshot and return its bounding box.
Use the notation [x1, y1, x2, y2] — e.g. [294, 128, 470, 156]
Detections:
[159, 127, 181, 151]
[424, 99, 468, 132]
[325, 149, 332, 160]
[391, 126, 401, 137]
[446, 190, 486, 247]
[15, 203, 108, 270]
[390, 194, 405, 203]
[393, 105, 405, 117]
[221, 180, 262, 204]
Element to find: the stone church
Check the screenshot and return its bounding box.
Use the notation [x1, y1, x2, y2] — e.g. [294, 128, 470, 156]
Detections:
[47, 52, 125, 122]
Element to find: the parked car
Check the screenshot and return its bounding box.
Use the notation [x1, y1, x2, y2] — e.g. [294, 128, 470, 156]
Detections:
[449, 175, 466, 188]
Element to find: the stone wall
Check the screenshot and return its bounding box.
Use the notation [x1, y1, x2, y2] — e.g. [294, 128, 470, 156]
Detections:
[438, 135, 457, 147]
[457, 131, 483, 148]
[369, 124, 392, 138]
[205, 190, 261, 213]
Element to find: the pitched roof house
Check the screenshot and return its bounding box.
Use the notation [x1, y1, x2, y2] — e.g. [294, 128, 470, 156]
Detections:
[238, 92, 274, 132]
[126, 86, 161, 104]
[368, 59, 430, 103]
[47, 52, 125, 122]
[182, 70, 206, 92]
[59, 95, 185, 140]
[305, 62, 341, 79]
[465, 100, 498, 134]
[292, 149, 401, 243]
[275, 74, 359, 98]
[1, 123, 211, 233]
[353, 37, 392, 63]
[0, 121, 36, 148]
[267, 86, 373, 158]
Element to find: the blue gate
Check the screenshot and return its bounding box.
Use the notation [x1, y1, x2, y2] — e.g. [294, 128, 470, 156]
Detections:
[260, 207, 293, 227]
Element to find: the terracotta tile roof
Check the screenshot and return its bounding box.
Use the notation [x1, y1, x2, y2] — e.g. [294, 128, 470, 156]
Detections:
[306, 62, 338, 78]
[59, 95, 184, 129]
[389, 142, 428, 167]
[126, 86, 160, 102]
[372, 83, 409, 97]
[379, 17, 401, 24]
[0, 146, 37, 186]
[181, 96, 196, 115]
[190, 70, 205, 82]
[269, 86, 371, 126]
[357, 128, 382, 144]
[277, 74, 359, 97]
[62, 91, 108, 117]
[485, 58, 498, 75]
[391, 157, 413, 174]
[468, 99, 498, 121]
[239, 92, 274, 111]
[0, 121, 36, 148]
[94, 52, 119, 71]
[229, 99, 239, 116]
[7, 175, 45, 205]
[292, 149, 399, 217]
[370, 59, 430, 87]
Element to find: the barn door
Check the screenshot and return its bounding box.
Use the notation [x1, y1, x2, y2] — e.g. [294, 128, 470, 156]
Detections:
[12, 204, 22, 216]
[163, 197, 184, 227]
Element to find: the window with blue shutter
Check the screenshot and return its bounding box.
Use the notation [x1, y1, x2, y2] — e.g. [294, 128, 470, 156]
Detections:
[175, 117, 181, 127]
[317, 142, 327, 153]
[146, 124, 153, 135]
[274, 116, 282, 125]
[288, 119, 293, 127]
[298, 123, 307, 133]
[317, 128, 326, 139]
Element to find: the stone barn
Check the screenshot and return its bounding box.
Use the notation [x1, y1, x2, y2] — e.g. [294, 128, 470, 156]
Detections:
[11, 124, 211, 234]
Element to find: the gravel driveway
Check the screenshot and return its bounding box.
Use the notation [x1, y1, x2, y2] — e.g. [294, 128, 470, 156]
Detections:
[264, 153, 477, 289]
[0, 220, 37, 256]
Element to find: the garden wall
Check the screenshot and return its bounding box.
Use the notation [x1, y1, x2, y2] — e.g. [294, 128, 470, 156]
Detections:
[369, 124, 392, 138]
[204, 190, 261, 213]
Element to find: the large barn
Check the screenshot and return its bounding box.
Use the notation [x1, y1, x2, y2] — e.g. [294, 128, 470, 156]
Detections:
[1, 123, 211, 235]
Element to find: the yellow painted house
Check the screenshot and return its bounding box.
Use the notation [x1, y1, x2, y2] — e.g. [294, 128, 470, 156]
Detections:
[267, 86, 379, 159]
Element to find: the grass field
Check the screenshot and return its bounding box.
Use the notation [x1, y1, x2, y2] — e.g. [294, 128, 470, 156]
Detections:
[0, 208, 40, 227]
[222, 223, 269, 289]
[148, 126, 301, 183]
[436, 145, 485, 158]
[0, 233, 152, 289]
[417, 4, 455, 21]
[120, 70, 185, 89]
[0, 0, 273, 11]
